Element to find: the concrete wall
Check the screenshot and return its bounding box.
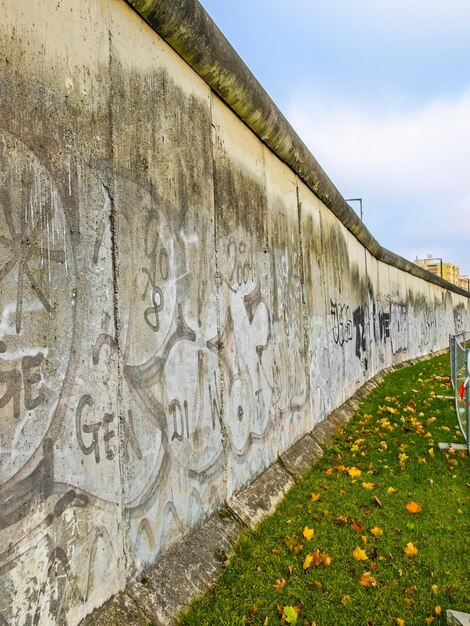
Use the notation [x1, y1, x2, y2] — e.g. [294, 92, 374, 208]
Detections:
[0, 1, 469, 624]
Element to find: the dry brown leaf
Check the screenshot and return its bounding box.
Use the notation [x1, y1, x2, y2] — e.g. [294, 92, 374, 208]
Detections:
[284, 536, 305, 556]
[351, 519, 366, 533]
[303, 549, 332, 570]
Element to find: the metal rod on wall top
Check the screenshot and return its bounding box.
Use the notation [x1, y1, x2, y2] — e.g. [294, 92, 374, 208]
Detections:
[346, 198, 363, 221]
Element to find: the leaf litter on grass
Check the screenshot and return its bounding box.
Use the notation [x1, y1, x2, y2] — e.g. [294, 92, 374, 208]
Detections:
[180, 354, 469, 626]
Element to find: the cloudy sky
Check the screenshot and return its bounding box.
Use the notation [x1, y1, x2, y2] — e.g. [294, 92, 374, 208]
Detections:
[199, 0, 470, 276]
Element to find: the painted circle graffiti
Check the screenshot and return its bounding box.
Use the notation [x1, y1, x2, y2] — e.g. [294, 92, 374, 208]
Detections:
[0, 131, 75, 483]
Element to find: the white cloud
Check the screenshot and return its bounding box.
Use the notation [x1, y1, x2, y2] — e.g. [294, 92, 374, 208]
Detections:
[287, 89, 470, 263]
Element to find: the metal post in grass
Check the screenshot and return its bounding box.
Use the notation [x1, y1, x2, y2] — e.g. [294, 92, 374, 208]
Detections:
[465, 344, 470, 453]
[440, 332, 470, 454]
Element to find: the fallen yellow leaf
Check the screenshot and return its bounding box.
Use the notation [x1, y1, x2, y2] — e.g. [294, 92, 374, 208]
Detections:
[273, 578, 286, 590]
[434, 606, 441, 615]
[310, 493, 321, 502]
[284, 536, 304, 555]
[303, 526, 314, 541]
[404, 542, 418, 557]
[348, 467, 362, 478]
[431, 584, 439, 595]
[387, 487, 397, 493]
[359, 571, 377, 587]
[341, 595, 352, 605]
[282, 605, 299, 624]
[353, 546, 368, 561]
[425, 617, 435, 625]
[370, 526, 383, 537]
[303, 549, 331, 570]
[405, 501, 422, 514]
[362, 482, 376, 490]
[396, 619, 405, 626]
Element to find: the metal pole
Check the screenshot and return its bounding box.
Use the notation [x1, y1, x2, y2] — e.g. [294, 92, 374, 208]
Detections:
[345, 198, 363, 221]
[450, 334, 454, 385]
[466, 348, 470, 453]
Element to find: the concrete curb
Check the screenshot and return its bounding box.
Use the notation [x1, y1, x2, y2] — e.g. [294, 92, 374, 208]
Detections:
[83, 349, 448, 625]
[447, 610, 470, 626]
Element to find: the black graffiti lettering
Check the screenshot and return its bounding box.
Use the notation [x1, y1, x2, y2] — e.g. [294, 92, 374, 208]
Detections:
[208, 374, 221, 430]
[353, 306, 366, 358]
[170, 398, 189, 441]
[331, 300, 353, 346]
[103, 413, 115, 460]
[141, 215, 170, 304]
[0, 368, 22, 419]
[159, 248, 169, 280]
[76, 395, 100, 461]
[380, 311, 390, 340]
[22, 353, 45, 410]
[0, 352, 45, 419]
[75, 395, 114, 463]
[144, 286, 164, 332]
[227, 237, 237, 281]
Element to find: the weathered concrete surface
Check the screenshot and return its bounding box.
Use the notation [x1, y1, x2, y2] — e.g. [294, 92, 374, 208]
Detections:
[0, 0, 469, 624]
[447, 610, 470, 626]
[126, 511, 241, 625]
[125, 0, 470, 298]
[81, 594, 149, 626]
[85, 350, 448, 624]
[280, 434, 324, 480]
[227, 463, 295, 529]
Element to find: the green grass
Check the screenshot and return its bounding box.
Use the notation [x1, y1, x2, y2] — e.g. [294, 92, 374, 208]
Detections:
[180, 353, 469, 626]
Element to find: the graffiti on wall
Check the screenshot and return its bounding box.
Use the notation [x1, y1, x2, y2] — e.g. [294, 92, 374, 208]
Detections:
[1, 129, 468, 626]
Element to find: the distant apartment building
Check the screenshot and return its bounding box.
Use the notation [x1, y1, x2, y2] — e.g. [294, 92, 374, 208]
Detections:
[414, 256, 467, 289]
[459, 275, 470, 291]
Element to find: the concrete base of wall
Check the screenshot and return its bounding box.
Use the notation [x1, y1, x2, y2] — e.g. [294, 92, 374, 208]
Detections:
[82, 349, 447, 625]
[447, 610, 470, 626]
